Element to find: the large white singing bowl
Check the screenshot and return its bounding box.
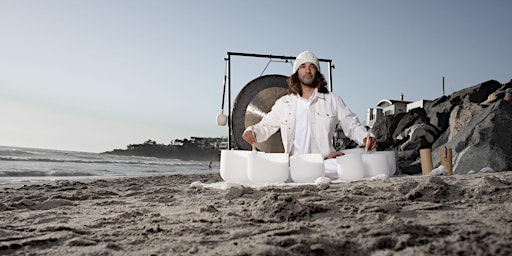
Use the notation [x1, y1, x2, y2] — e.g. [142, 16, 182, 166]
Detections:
[220, 150, 253, 185]
[247, 152, 289, 184]
[362, 153, 390, 178]
[290, 154, 325, 183]
[336, 154, 365, 181]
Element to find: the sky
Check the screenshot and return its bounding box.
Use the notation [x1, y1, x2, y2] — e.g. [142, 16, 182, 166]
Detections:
[1, 0, 511, 153]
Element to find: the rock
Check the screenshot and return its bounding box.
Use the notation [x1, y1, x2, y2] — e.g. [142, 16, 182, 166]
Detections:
[448, 103, 483, 141]
[426, 80, 502, 132]
[432, 100, 512, 173]
[372, 108, 436, 151]
[431, 128, 449, 150]
[424, 95, 452, 133]
[371, 112, 406, 150]
[392, 108, 430, 140]
[395, 123, 438, 151]
[396, 150, 421, 175]
[481, 80, 512, 106]
[399, 160, 421, 175]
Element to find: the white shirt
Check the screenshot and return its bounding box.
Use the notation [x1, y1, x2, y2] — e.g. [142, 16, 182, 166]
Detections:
[291, 94, 313, 156]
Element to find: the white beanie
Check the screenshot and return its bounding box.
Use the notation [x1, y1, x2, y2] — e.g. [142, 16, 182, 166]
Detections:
[292, 50, 320, 74]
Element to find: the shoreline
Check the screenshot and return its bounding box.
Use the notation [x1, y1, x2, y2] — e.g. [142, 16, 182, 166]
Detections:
[1, 171, 511, 255]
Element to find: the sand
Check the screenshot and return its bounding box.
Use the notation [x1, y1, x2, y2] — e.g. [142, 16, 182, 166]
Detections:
[1, 171, 511, 256]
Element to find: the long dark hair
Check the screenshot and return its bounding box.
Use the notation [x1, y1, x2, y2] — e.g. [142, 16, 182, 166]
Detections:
[287, 71, 329, 96]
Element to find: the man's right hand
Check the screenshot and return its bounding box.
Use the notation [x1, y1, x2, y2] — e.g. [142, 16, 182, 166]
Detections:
[242, 128, 257, 145]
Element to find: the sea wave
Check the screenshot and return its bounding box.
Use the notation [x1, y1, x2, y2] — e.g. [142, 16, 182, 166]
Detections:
[0, 170, 97, 177]
[0, 156, 199, 167]
[0, 146, 216, 183]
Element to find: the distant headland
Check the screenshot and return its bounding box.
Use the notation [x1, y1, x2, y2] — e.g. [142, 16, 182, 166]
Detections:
[102, 137, 226, 161]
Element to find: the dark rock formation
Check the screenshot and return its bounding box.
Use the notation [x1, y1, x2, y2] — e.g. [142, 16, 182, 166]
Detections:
[372, 79, 512, 174]
[371, 112, 406, 150]
[425, 80, 502, 132]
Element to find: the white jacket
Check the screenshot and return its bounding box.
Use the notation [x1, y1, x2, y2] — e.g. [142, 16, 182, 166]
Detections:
[249, 90, 371, 158]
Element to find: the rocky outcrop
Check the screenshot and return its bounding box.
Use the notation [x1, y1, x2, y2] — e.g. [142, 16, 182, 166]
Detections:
[425, 80, 502, 131]
[432, 100, 512, 173]
[371, 79, 512, 174]
[448, 103, 483, 141]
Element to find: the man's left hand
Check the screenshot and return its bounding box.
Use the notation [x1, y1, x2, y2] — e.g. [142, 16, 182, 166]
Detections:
[363, 136, 378, 151]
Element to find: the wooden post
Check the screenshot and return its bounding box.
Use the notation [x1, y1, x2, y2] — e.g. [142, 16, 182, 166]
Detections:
[441, 147, 453, 175]
[420, 148, 433, 175]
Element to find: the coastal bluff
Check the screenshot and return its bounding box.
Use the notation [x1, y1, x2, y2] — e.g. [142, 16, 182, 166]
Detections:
[102, 139, 222, 161]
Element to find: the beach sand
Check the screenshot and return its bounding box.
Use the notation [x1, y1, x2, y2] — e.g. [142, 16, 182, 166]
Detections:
[1, 171, 511, 255]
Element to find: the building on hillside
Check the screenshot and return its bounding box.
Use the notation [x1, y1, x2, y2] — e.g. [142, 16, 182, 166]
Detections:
[219, 141, 228, 150]
[406, 100, 431, 111]
[367, 95, 431, 128]
[189, 137, 228, 150]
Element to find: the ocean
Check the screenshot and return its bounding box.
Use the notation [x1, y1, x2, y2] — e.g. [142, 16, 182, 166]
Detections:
[0, 145, 219, 185]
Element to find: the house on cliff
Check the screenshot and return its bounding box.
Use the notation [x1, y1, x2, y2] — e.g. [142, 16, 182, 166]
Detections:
[367, 94, 431, 127]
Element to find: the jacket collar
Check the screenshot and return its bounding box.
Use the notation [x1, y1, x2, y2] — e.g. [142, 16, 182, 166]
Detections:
[313, 88, 326, 100]
[293, 88, 325, 101]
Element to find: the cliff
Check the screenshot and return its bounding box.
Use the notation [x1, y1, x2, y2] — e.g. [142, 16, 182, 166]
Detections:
[102, 142, 221, 161]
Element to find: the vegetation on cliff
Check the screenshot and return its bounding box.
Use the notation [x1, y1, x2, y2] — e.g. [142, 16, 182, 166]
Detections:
[102, 137, 225, 161]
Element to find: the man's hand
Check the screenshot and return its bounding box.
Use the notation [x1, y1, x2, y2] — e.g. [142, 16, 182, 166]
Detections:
[242, 128, 257, 145]
[324, 152, 343, 159]
[363, 136, 378, 151]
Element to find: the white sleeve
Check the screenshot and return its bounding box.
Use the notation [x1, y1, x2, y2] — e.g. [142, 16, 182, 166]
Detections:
[335, 95, 374, 145]
[244, 98, 284, 143]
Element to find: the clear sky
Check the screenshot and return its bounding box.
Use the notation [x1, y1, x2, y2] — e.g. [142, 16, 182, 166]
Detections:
[1, 0, 510, 153]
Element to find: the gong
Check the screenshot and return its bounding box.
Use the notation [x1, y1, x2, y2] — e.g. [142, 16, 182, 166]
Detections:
[232, 74, 288, 153]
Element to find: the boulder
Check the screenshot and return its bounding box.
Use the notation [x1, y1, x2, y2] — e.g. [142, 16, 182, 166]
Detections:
[397, 150, 421, 175]
[392, 108, 430, 139]
[431, 128, 449, 150]
[448, 103, 483, 141]
[481, 80, 512, 106]
[395, 123, 438, 151]
[371, 108, 435, 151]
[432, 100, 512, 173]
[371, 112, 406, 150]
[425, 80, 502, 132]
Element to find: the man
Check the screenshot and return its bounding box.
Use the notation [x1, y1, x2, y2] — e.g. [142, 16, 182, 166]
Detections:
[242, 50, 377, 178]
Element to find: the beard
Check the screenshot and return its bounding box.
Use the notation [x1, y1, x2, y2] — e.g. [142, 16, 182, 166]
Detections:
[299, 73, 316, 87]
